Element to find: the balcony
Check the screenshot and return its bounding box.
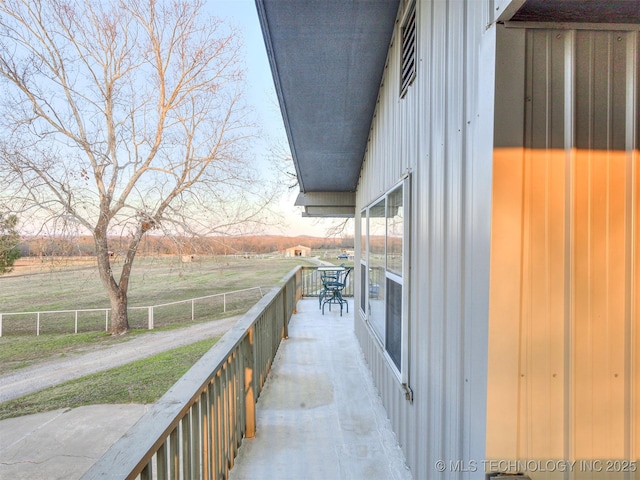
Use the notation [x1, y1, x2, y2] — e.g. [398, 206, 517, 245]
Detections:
[228, 298, 410, 480]
[84, 267, 411, 480]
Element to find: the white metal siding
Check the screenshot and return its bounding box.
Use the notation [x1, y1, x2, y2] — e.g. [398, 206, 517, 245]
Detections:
[488, 26, 639, 476]
[355, 1, 496, 478]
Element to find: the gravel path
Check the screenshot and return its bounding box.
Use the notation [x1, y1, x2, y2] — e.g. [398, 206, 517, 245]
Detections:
[0, 316, 240, 403]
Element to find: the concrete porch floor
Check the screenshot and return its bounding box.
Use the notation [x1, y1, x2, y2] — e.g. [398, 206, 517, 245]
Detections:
[228, 298, 413, 480]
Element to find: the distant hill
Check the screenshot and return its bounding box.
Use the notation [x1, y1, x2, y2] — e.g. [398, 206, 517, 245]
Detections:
[19, 234, 354, 257]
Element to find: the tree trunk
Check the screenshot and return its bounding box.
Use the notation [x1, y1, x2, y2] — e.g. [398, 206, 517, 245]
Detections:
[108, 290, 129, 335]
[94, 225, 131, 335]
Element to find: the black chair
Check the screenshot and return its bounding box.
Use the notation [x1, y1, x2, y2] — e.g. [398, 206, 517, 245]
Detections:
[318, 269, 336, 309]
[318, 265, 344, 309]
[321, 267, 351, 316]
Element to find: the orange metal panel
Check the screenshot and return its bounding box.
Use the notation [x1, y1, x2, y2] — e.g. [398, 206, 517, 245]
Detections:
[488, 27, 639, 477]
[572, 149, 629, 460]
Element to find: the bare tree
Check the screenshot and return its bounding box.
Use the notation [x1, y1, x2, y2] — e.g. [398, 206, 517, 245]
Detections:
[267, 133, 297, 190]
[0, 0, 278, 334]
[324, 218, 354, 240]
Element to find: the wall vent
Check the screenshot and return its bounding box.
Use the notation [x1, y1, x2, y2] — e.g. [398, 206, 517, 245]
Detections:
[400, 1, 416, 98]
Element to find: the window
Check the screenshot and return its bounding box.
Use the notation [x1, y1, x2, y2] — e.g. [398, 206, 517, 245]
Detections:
[385, 186, 403, 370]
[360, 210, 368, 313]
[386, 277, 403, 369]
[368, 199, 386, 342]
[360, 178, 409, 378]
[400, 1, 416, 98]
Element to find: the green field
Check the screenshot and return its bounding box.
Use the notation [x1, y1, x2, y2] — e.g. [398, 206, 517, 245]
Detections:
[0, 255, 321, 418]
[0, 255, 314, 335]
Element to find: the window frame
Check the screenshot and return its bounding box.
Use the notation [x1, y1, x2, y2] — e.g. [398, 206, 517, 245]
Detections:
[359, 208, 368, 316]
[359, 175, 410, 382]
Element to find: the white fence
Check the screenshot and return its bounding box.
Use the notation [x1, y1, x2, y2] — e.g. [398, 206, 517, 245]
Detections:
[0, 286, 265, 337]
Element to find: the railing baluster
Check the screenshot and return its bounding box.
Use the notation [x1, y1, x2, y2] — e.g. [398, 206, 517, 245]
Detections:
[140, 459, 153, 480]
[228, 355, 236, 469]
[212, 374, 220, 480]
[282, 286, 289, 339]
[191, 401, 200, 479]
[244, 327, 256, 439]
[200, 389, 210, 480]
[180, 415, 190, 480]
[157, 439, 168, 480]
[169, 427, 178, 479]
[223, 366, 230, 479]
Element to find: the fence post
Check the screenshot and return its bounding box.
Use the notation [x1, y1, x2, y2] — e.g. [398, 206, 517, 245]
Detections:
[148, 306, 154, 330]
[105, 310, 109, 332]
[191, 299, 195, 322]
[0, 313, 3, 337]
[37, 312, 40, 336]
[75, 311, 78, 334]
[223, 293, 226, 313]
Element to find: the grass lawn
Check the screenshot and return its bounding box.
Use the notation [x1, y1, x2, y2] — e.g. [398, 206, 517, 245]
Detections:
[0, 337, 219, 420]
[0, 256, 314, 419]
[0, 255, 312, 335]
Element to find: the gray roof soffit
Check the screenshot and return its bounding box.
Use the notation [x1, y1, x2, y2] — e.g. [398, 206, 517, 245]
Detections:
[255, 0, 400, 194]
[294, 191, 355, 207]
[295, 191, 355, 218]
[302, 207, 355, 218]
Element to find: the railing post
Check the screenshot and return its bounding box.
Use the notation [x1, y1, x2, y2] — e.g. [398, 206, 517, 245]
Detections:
[282, 287, 289, 339]
[148, 306, 154, 330]
[243, 327, 256, 438]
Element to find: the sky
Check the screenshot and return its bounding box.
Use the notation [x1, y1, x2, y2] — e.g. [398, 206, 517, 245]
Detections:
[209, 1, 345, 238]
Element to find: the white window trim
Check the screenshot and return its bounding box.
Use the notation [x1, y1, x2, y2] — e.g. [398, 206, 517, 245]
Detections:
[359, 208, 368, 319]
[359, 175, 410, 384]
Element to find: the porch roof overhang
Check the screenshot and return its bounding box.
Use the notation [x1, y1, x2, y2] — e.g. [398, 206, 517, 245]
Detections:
[255, 0, 639, 219]
[254, 0, 400, 218]
[295, 192, 357, 218]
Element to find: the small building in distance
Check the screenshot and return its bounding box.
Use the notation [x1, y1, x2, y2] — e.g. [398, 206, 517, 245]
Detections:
[285, 245, 311, 257]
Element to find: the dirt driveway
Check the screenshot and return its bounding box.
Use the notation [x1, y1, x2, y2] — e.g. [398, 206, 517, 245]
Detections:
[0, 315, 240, 403]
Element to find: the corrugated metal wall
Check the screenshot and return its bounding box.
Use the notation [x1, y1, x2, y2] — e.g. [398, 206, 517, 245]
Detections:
[488, 26, 639, 478]
[354, 0, 496, 478]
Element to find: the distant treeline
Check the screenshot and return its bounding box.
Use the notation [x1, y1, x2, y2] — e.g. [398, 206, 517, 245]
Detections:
[19, 235, 354, 257]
